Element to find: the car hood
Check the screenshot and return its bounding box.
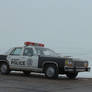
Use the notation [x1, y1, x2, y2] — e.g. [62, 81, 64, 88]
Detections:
[39, 55, 88, 62]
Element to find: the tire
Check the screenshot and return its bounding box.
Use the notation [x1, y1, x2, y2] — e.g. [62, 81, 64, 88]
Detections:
[0, 63, 10, 75]
[23, 71, 31, 75]
[66, 72, 78, 79]
[45, 64, 58, 79]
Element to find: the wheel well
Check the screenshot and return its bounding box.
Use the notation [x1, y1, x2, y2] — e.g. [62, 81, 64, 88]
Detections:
[0, 61, 9, 67]
[43, 63, 58, 72]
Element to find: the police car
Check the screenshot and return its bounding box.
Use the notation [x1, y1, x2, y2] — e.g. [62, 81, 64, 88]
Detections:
[0, 42, 90, 79]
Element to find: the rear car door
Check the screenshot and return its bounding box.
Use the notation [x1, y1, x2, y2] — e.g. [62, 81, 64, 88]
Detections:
[22, 47, 39, 70]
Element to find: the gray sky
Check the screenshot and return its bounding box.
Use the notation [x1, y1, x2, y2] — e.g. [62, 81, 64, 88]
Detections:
[0, 0, 92, 55]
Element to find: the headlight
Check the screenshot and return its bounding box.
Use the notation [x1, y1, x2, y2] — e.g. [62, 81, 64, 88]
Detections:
[84, 62, 88, 67]
[65, 60, 73, 67]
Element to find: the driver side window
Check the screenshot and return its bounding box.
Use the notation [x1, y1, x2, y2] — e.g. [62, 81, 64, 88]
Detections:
[10, 48, 22, 56]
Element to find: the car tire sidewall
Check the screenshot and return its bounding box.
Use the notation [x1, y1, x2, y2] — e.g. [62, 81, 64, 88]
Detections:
[45, 65, 58, 79]
[0, 63, 9, 74]
[66, 72, 78, 79]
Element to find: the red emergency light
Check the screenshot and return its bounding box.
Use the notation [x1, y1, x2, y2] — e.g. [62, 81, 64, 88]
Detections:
[24, 42, 44, 47]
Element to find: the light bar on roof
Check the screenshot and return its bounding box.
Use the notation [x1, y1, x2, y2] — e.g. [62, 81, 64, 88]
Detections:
[24, 42, 44, 47]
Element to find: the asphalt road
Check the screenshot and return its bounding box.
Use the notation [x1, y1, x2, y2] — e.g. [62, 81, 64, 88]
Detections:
[0, 72, 92, 92]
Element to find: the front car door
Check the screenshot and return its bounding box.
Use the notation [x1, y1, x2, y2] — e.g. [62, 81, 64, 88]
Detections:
[7, 47, 25, 70]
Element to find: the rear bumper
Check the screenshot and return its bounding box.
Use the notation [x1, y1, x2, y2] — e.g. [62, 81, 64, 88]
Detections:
[64, 67, 90, 72]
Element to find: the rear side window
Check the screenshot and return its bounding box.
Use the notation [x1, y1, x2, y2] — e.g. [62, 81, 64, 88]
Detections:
[10, 48, 22, 56]
[23, 48, 33, 56]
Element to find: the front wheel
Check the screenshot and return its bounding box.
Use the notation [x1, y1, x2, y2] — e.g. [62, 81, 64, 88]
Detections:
[45, 65, 58, 79]
[66, 72, 78, 79]
[0, 63, 10, 74]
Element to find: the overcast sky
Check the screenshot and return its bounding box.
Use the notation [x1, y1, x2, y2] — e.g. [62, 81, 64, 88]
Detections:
[0, 0, 92, 77]
[0, 0, 92, 55]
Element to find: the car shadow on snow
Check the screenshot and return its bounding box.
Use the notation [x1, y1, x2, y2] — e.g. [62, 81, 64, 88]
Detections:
[0, 71, 80, 81]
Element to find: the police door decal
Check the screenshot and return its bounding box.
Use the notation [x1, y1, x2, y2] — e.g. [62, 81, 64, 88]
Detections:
[11, 58, 25, 66]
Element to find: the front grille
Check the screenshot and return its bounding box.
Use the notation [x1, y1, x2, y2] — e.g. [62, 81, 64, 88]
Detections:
[74, 61, 84, 67]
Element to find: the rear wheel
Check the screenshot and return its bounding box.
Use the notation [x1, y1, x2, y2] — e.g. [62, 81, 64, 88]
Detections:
[45, 65, 58, 79]
[23, 71, 31, 75]
[0, 63, 10, 74]
[66, 72, 78, 79]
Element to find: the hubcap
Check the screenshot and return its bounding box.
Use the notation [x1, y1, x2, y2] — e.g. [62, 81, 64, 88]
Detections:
[46, 67, 55, 77]
[1, 64, 7, 73]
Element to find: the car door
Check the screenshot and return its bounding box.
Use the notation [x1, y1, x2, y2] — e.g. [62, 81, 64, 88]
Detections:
[22, 47, 39, 70]
[7, 47, 25, 70]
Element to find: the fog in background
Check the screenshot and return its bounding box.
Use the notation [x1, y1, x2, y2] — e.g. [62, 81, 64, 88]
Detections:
[0, 0, 92, 77]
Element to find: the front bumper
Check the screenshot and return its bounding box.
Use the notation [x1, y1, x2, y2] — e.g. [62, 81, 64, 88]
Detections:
[64, 67, 90, 72]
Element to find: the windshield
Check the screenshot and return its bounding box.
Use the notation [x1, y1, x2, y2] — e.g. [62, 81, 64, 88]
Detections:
[5, 48, 14, 55]
[35, 47, 59, 57]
